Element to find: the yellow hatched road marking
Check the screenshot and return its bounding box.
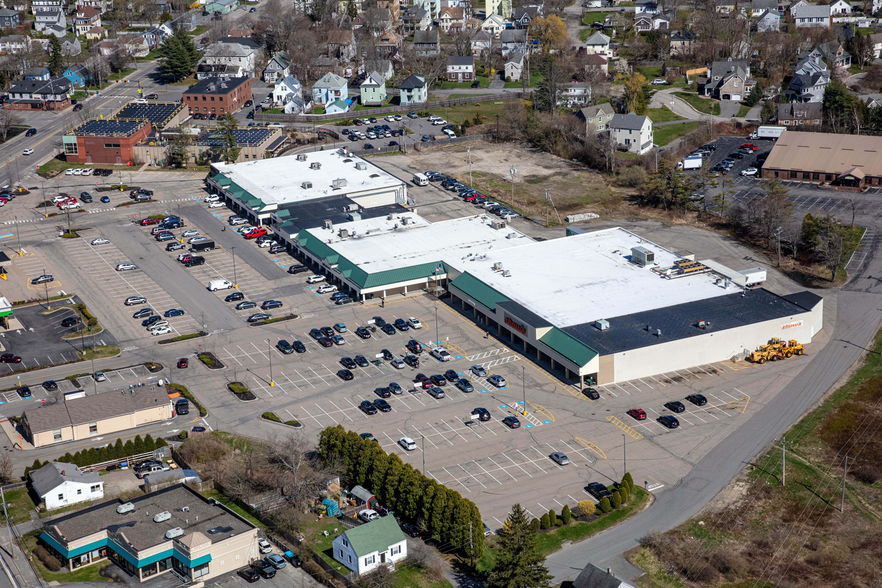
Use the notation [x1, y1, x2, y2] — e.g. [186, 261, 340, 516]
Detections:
[606, 415, 644, 440]
[575, 437, 606, 460]
[726, 396, 750, 414]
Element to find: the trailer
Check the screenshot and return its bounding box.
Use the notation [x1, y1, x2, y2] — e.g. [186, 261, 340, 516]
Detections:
[749, 126, 786, 140]
[191, 240, 215, 252]
[677, 155, 703, 170]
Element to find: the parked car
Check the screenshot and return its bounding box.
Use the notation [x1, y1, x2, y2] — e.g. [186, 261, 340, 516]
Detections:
[627, 408, 647, 420]
[586, 482, 612, 500]
[471, 365, 487, 377]
[686, 393, 708, 406]
[659, 415, 680, 429]
[360, 400, 378, 415]
[549, 452, 570, 465]
[502, 416, 521, 429]
[398, 437, 417, 451]
[359, 509, 380, 522]
[664, 401, 686, 413]
[487, 375, 506, 388]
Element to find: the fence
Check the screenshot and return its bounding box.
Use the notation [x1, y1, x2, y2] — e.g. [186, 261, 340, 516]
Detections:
[255, 92, 523, 123]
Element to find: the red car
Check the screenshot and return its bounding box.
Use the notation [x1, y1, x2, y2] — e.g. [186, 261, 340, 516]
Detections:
[0, 353, 22, 363]
[177, 358, 188, 369]
[140, 218, 161, 226]
[627, 408, 647, 420]
[244, 227, 268, 239]
[739, 143, 754, 148]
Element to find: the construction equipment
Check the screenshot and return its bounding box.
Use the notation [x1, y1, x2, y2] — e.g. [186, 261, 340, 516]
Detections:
[780, 339, 804, 358]
[748, 344, 780, 364]
[749, 339, 804, 363]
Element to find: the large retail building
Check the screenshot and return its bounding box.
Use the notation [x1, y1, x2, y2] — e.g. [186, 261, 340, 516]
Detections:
[289, 214, 823, 386]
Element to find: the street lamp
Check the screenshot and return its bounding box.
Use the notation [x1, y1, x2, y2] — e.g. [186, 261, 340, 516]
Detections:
[231, 246, 237, 289]
[509, 166, 517, 206]
[522, 366, 526, 416]
[467, 146, 472, 186]
[623, 433, 626, 475]
[435, 306, 439, 346]
[267, 339, 274, 386]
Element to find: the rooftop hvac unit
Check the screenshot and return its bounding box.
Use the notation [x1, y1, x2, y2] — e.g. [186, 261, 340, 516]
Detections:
[401, 217, 409, 225]
[630, 246, 655, 267]
[491, 220, 506, 230]
[492, 262, 503, 271]
[346, 203, 358, 212]
[502, 270, 511, 277]
[154, 511, 172, 523]
[324, 219, 333, 231]
[165, 527, 184, 540]
[355, 162, 367, 170]
[332, 178, 347, 189]
[340, 229, 349, 238]
[301, 181, 312, 189]
[117, 503, 135, 514]
[310, 162, 321, 170]
[296, 154, 307, 161]
[595, 319, 610, 331]
[505, 233, 515, 239]
[348, 212, 361, 221]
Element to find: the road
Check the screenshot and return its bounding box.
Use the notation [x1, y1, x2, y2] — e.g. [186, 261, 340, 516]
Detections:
[546, 217, 882, 581]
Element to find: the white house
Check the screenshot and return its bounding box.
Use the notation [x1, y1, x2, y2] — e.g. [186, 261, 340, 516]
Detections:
[582, 31, 610, 56]
[312, 72, 348, 105]
[333, 516, 407, 575]
[203, 39, 260, 78]
[505, 51, 525, 82]
[828, 0, 850, 14]
[481, 13, 506, 37]
[609, 113, 654, 155]
[399, 74, 428, 105]
[791, 2, 830, 28]
[870, 32, 882, 58]
[30, 462, 104, 511]
[447, 56, 475, 82]
[273, 75, 302, 105]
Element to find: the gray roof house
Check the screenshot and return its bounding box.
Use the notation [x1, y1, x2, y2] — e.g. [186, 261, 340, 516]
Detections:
[363, 59, 394, 81]
[34, 9, 66, 34]
[755, 9, 780, 32]
[400, 74, 428, 105]
[30, 462, 104, 511]
[262, 51, 290, 83]
[312, 72, 348, 105]
[0, 8, 21, 28]
[414, 29, 441, 56]
[792, 2, 830, 27]
[572, 563, 638, 588]
[609, 113, 654, 155]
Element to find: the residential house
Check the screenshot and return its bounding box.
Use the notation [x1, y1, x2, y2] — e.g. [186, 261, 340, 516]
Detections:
[702, 59, 753, 100]
[141, 25, 170, 49]
[604, 12, 629, 36]
[670, 29, 695, 55]
[512, 6, 539, 29]
[609, 113, 654, 154]
[84, 26, 106, 40]
[34, 9, 65, 33]
[204, 0, 239, 14]
[402, 5, 431, 32]
[99, 36, 149, 58]
[652, 13, 670, 29]
[791, 2, 830, 27]
[31, 0, 63, 11]
[576, 104, 615, 134]
[63, 63, 91, 87]
[6, 76, 73, 110]
[755, 9, 780, 32]
[203, 39, 260, 78]
[413, 0, 440, 21]
[572, 563, 638, 588]
[750, 0, 777, 10]
[578, 52, 608, 74]
[806, 41, 851, 69]
[785, 70, 829, 102]
[325, 99, 350, 114]
[447, 55, 474, 81]
[332, 516, 407, 575]
[400, 73, 428, 104]
[24, 67, 50, 81]
[560, 82, 594, 107]
[262, 51, 289, 83]
[829, 0, 850, 14]
[776, 102, 823, 126]
[471, 30, 492, 56]
[635, 0, 659, 13]
[183, 76, 252, 115]
[360, 72, 387, 105]
[0, 35, 30, 53]
[62, 37, 82, 56]
[196, 63, 244, 80]
[77, 0, 113, 12]
[859, 93, 882, 108]
[30, 462, 104, 511]
[634, 15, 653, 32]
[505, 51, 524, 81]
[0, 8, 20, 28]
[414, 29, 441, 56]
[464, 16, 482, 31]
[273, 75, 302, 104]
[501, 29, 527, 57]
[376, 30, 402, 54]
[72, 7, 101, 35]
[870, 32, 882, 58]
[582, 31, 611, 56]
[363, 59, 394, 81]
[326, 29, 357, 61]
[312, 72, 348, 105]
[438, 6, 465, 32]
[487, 0, 512, 18]
[481, 13, 506, 37]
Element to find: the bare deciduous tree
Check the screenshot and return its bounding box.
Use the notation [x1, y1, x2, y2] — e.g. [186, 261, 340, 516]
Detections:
[0, 110, 21, 142]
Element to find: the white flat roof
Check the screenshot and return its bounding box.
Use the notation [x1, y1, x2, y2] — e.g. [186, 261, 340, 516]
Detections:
[212, 149, 404, 205]
[455, 227, 736, 327]
[307, 213, 533, 272]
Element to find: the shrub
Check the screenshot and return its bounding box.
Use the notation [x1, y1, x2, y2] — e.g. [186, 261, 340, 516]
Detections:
[198, 353, 218, 368]
[76, 303, 98, 327]
[561, 504, 572, 525]
[263, 412, 281, 422]
[229, 382, 250, 395]
[530, 518, 541, 532]
[619, 484, 630, 504]
[611, 491, 622, 509]
[852, 464, 881, 484]
[167, 383, 207, 417]
[285, 420, 301, 427]
[178, 431, 188, 440]
[577, 500, 595, 517]
[34, 545, 62, 572]
[623, 472, 634, 491]
[540, 513, 551, 529]
[472, 113, 482, 125]
[617, 165, 647, 188]
[547, 508, 556, 526]
[599, 497, 611, 513]
[555, 518, 563, 526]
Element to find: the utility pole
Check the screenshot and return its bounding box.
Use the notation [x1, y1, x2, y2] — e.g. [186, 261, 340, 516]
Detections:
[509, 166, 517, 206]
[545, 190, 550, 227]
[1, 486, 15, 559]
[522, 366, 526, 415]
[774, 227, 782, 268]
[779, 437, 793, 486]
[231, 246, 237, 289]
[268, 339, 274, 386]
[15, 217, 21, 253]
[421, 435, 425, 475]
[43, 268, 48, 306]
[841, 456, 853, 512]
[623, 433, 626, 475]
[435, 306, 439, 345]
[467, 146, 472, 186]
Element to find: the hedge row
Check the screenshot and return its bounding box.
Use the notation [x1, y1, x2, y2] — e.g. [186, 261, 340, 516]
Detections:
[319, 425, 485, 559]
[76, 303, 98, 327]
[25, 434, 168, 478]
[263, 412, 281, 422]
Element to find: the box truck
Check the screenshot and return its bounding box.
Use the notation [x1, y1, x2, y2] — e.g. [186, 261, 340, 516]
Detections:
[677, 155, 703, 170]
[749, 126, 785, 140]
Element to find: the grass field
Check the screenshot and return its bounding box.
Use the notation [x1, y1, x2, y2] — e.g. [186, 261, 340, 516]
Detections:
[654, 121, 700, 146]
[78, 345, 120, 360]
[200, 489, 265, 529]
[645, 107, 686, 123]
[0, 488, 37, 526]
[107, 68, 135, 82]
[736, 104, 751, 118]
[673, 91, 721, 115]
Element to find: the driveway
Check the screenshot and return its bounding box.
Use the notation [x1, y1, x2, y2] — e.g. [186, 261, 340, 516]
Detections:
[649, 88, 730, 123]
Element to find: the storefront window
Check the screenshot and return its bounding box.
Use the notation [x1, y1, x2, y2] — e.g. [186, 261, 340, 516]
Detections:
[192, 563, 209, 579]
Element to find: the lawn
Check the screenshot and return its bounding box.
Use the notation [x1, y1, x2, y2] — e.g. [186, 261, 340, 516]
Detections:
[107, 67, 135, 82]
[78, 345, 120, 361]
[581, 11, 614, 26]
[434, 76, 492, 90]
[22, 530, 111, 583]
[390, 564, 453, 588]
[189, 24, 208, 37]
[654, 121, 700, 146]
[673, 91, 721, 115]
[201, 489, 266, 529]
[736, 104, 751, 118]
[36, 158, 87, 177]
[449, 93, 493, 99]
[645, 107, 685, 123]
[143, 48, 163, 60]
[430, 99, 510, 126]
[0, 488, 37, 526]
[638, 65, 663, 80]
[504, 71, 543, 89]
[309, 516, 350, 574]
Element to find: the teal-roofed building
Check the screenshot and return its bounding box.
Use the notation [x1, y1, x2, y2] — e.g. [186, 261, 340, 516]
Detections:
[39, 484, 259, 582]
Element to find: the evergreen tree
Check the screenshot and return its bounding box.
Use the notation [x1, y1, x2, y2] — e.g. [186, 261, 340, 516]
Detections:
[561, 505, 572, 525]
[623, 471, 634, 491]
[420, 480, 437, 529]
[381, 455, 404, 508]
[144, 434, 155, 449]
[346, 0, 357, 19]
[217, 113, 241, 163]
[396, 466, 421, 521]
[123, 440, 134, 455]
[48, 35, 63, 77]
[62, 452, 74, 463]
[540, 513, 550, 529]
[547, 508, 556, 526]
[488, 504, 553, 588]
[369, 451, 390, 497]
[158, 28, 200, 81]
[530, 518, 541, 532]
[619, 484, 630, 504]
[760, 100, 776, 124]
[113, 438, 124, 458]
[429, 485, 450, 537]
[133, 435, 145, 454]
[611, 491, 622, 509]
[743, 82, 763, 108]
[354, 441, 378, 488]
[599, 497, 611, 513]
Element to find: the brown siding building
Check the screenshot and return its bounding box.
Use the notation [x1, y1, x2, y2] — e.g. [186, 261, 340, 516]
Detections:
[183, 76, 252, 116]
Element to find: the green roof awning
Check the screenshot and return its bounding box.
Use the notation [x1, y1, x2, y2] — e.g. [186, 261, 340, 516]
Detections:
[539, 327, 598, 368]
[449, 272, 510, 312]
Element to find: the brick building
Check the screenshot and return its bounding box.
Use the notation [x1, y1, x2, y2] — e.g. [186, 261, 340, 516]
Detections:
[63, 119, 151, 165]
[183, 76, 251, 117]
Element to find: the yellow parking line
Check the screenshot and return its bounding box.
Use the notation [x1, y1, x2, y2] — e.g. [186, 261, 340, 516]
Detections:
[575, 437, 606, 460]
[526, 401, 554, 422]
[726, 396, 750, 414]
[606, 415, 644, 440]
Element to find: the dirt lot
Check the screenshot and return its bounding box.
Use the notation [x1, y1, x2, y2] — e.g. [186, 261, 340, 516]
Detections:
[381, 141, 620, 221]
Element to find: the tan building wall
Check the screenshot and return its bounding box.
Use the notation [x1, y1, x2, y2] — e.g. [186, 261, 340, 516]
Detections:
[202, 529, 259, 580]
[31, 403, 173, 448]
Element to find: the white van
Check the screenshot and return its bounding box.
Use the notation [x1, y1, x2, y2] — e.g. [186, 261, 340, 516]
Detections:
[443, 129, 457, 138]
[208, 279, 233, 291]
[412, 173, 429, 186]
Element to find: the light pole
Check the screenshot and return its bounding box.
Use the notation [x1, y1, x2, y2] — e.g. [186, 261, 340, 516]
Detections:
[267, 339, 274, 386]
[435, 306, 438, 345]
[623, 433, 626, 475]
[90, 357, 97, 393]
[421, 435, 425, 474]
[467, 146, 472, 186]
[522, 366, 526, 416]
[231, 246, 237, 289]
[509, 166, 517, 206]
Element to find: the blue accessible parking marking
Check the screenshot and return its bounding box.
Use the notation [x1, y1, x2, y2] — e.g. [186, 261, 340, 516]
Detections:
[499, 404, 508, 409]
[517, 401, 524, 405]
[479, 389, 487, 393]
[543, 420, 552, 424]
[308, 286, 315, 290]
[525, 424, 534, 428]
[455, 355, 463, 359]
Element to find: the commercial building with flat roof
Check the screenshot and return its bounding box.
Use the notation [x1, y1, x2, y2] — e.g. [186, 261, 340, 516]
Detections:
[761, 130, 882, 189]
[206, 149, 407, 225]
[63, 118, 152, 165]
[40, 484, 259, 582]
